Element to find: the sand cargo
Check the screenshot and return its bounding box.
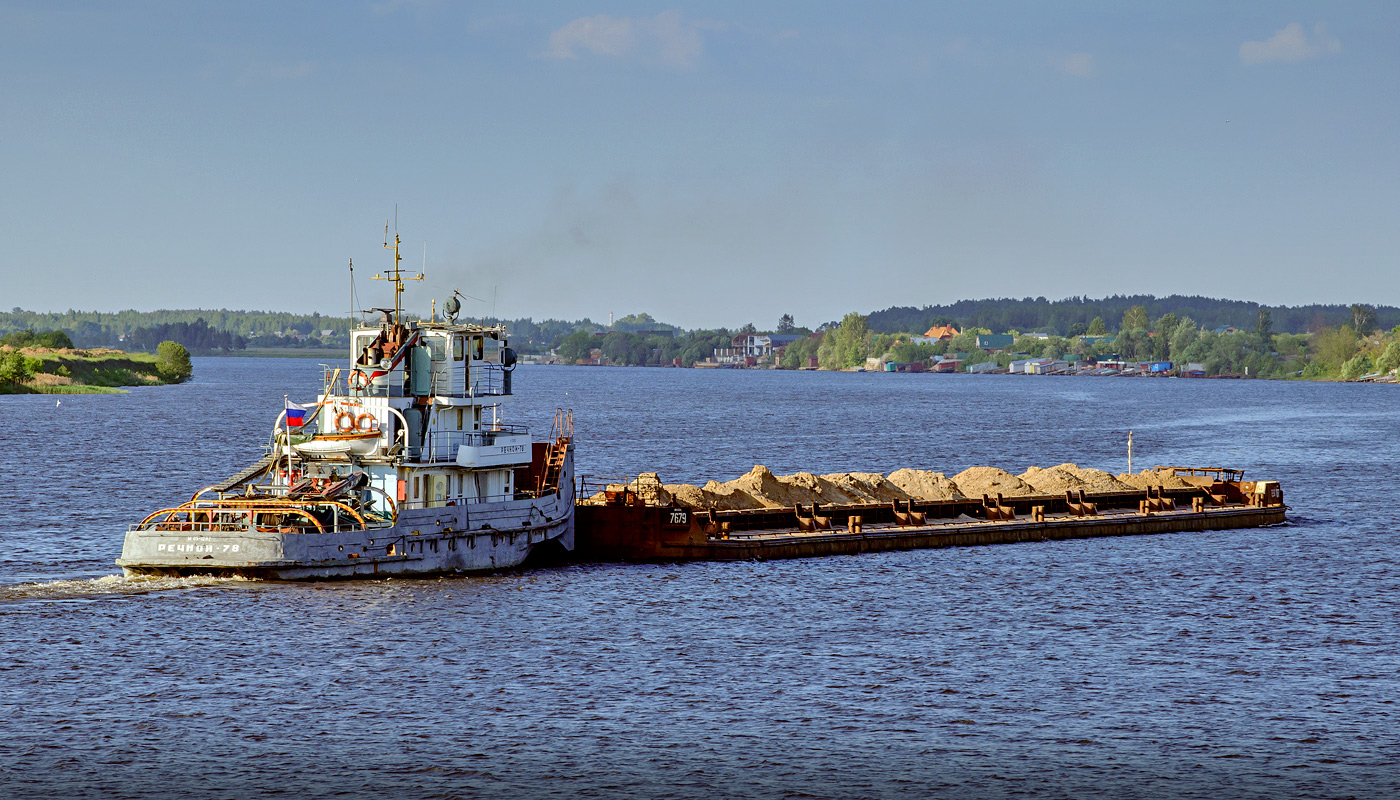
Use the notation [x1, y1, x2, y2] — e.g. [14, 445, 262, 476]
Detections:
[574, 466, 1285, 562]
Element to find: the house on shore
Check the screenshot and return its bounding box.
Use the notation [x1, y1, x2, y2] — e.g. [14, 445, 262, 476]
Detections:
[976, 334, 1014, 351]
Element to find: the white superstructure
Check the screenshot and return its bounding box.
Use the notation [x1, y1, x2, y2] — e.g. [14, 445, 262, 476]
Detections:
[118, 230, 574, 579]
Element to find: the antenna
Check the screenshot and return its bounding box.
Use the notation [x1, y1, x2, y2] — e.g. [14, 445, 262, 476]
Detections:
[372, 214, 424, 325]
[348, 258, 356, 324]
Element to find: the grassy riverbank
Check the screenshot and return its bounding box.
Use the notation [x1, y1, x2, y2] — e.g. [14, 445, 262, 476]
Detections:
[0, 347, 177, 394]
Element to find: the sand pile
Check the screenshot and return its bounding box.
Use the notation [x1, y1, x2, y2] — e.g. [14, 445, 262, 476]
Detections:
[661, 465, 912, 510]
[769, 471, 866, 506]
[1019, 463, 1135, 494]
[952, 466, 1036, 498]
[697, 479, 766, 510]
[1116, 468, 1194, 490]
[822, 472, 911, 503]
[656, 463, 1153, 510]
[730, 466, 848, 508]
[886, 469, 966, 501]
[664, 483, 709, 508]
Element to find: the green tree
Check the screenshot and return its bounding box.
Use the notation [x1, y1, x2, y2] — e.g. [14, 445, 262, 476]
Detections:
[1086, 316, 1107, 336]
[777, 314, 795, 333]
[739, 322, 757, 335]
[1114, 329, 1149, 360]
[1254, 308, 1273, 346]
[1314, 326, 1359, 374]
[889, 340, 934, 364]
[556, 331, 594, 362]
[1011, 335, 1046, 357]
[0, 350, 35, 385]
[819, 312, 871, 369]
[1375, 341, 1400, 374]
[780, 336, 818, 368]
[1350, 304, 1376, 336]
[155, 341, 193, 383]
[1121, 305, 1150, 332]
[1168, 317, 1199, 363]
[1341, 354, 1372, 380]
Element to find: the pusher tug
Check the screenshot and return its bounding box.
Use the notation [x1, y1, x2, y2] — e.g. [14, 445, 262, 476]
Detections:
[118, 230, 575, 579]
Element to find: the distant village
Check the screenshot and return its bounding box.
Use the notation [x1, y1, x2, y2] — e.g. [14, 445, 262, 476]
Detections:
[545, 323, 1248, 378]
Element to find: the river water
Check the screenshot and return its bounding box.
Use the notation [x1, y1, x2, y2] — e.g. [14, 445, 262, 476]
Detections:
[1, 359, 1396, 799]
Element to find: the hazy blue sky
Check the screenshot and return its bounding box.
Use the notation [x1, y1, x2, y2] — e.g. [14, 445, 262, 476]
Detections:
[2, 2, 1395, 329]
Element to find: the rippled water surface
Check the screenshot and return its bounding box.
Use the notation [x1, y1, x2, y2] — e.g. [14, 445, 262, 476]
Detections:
[2, 359, 1397, 798]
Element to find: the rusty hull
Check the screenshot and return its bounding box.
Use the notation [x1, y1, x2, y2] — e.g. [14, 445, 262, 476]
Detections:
[574, 476, 1287, 563]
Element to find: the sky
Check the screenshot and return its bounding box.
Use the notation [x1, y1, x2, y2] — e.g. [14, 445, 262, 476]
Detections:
[1, 1, 1396, 330]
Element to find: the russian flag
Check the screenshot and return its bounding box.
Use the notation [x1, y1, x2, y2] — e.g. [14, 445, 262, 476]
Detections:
[285, 400, 308, 428]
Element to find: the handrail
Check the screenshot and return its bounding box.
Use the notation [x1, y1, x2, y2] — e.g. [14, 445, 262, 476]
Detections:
[364, 484, 398, 523]
[139, 499, 365, 530]
[140, 505, 328, 533]
[188, 498, 368, 528]
[422, 426, 532, 463]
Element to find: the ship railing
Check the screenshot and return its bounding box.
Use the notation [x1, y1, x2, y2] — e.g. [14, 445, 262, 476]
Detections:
[421, 425, 530, 463]
[578, 474, 668, 506]
[397, 491, 533, 510]
[130, 500, 390, 534]
[1158, 466, 1244, 482]
[465, 363, 508, 397]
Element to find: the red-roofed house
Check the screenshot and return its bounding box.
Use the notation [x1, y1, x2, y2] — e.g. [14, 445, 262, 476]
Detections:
[922, 325, 960, 340]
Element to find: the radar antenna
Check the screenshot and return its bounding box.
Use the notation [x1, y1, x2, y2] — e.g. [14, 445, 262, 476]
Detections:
[372, 218, 424, 325]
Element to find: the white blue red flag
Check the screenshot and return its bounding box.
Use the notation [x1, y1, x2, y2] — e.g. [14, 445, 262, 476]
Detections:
[285, 400, 308, 428]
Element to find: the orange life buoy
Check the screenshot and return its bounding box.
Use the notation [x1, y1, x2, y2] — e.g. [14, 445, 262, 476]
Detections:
[349, 369, 369, 390]
[335, 410, 356, 432]
[355, 413, 377, 432]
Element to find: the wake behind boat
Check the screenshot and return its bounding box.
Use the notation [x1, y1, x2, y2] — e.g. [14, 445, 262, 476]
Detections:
[118, 228, 575, 579]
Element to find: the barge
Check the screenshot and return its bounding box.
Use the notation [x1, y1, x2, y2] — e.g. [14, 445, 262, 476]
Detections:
[574, 468, 1285, 562]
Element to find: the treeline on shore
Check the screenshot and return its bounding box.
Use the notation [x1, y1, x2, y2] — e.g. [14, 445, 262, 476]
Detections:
[0, 307, 654, 355]
[3, 297, 1397, 379]
[0, 309, 352, 353]
[785, 305, 1397, 380]
[864, 295, 1400, 339]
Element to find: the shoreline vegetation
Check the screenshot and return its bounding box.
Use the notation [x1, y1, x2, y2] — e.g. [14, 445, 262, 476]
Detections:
[0, 331, 192, 395]
[2, 295, 1397, 382]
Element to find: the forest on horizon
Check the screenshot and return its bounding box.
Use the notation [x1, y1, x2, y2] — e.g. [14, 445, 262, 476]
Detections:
[2, 294, 1397, 355]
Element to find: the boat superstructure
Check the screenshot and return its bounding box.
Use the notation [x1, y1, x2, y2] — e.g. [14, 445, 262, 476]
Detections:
[118, 229, 575, 579]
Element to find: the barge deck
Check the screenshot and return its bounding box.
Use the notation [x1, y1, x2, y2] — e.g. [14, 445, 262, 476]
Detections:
[575, 469, 1286, 562]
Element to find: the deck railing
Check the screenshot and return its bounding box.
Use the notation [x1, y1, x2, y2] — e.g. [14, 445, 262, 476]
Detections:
[421, 424, 531, 463]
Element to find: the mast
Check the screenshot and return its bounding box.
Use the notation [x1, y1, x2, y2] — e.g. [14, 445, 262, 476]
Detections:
[373, 222, 424, 325]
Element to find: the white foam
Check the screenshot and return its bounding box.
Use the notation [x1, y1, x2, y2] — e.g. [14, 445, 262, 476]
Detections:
[1, 573, 252, 602]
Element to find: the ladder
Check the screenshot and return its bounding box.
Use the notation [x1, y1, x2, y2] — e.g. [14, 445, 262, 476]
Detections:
[536, 408, 574, 494]
[211, 454, 277, 493]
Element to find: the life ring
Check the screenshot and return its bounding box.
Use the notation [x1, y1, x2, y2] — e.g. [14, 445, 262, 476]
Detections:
[355, 413, 377, 432]
[349, 369, 370, 390]
[335, 410, 356, 433]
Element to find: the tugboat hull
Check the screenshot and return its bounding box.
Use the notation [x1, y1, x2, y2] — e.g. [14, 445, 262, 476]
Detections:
[118, 456, 575, 580]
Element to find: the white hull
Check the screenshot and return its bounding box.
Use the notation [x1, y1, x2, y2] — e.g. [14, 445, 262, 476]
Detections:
[118, 454, 575, 580]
